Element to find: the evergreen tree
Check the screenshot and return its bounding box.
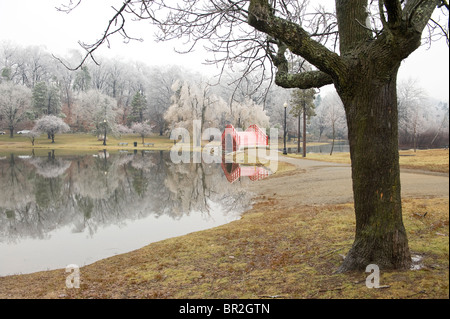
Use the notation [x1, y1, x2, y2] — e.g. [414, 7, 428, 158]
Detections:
[1, 68, 11, 82]
[32, 82, 61, 118]
[32, 82, 48, 117]
[128, 91, 147, 125]
[73, 66, 91, 92]
[46, 85, 62, 116]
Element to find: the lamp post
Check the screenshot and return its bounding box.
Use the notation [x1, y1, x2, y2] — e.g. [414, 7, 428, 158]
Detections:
[283, 102, 288, 155]
[103, 119, 107, 146]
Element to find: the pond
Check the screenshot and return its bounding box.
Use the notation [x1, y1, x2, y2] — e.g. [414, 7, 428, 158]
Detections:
[283, 141, 350, 154]
[0, 150, 271, 276]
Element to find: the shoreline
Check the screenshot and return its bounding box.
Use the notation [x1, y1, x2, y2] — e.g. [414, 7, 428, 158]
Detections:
[0, 155, 448, 299]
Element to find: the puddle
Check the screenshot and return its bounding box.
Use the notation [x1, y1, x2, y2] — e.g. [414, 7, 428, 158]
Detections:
[411, 254, 424, 270]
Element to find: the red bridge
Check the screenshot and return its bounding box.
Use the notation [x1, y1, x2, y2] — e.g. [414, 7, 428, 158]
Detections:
[221, 124, 268, 152]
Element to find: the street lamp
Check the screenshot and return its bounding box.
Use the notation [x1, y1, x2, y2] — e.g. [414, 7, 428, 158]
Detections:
[283, 102, 288, 155]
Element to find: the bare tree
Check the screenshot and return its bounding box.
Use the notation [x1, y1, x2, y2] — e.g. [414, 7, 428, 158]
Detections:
[398, 78, 428, 151]
[147, 66, 184, 135]
[321, 92, 347, 156]
[59, 0, 449, 272]
[290, 88, 316, 156]
[430, 102, 449, 146]
[25, 130, 41, 146]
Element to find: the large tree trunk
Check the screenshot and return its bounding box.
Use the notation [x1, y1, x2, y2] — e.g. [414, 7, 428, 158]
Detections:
[337, 69, 411, 272]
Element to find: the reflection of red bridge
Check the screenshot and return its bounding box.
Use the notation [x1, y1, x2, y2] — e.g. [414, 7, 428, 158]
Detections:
[221, 124, 268, 152]
[221, 162, 271, 184]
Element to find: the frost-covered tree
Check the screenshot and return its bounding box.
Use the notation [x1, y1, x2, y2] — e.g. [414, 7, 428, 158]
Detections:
[116, 124, 132, 136]
[22, 46, 53, 88]
[165, 80, 218, 134]
[320, 92, 347, 155]
[398, 79, 428, 151]
[147, 66, 186, 136]
[166, 79, 270, 139]
[74, 90, 119, 136]
[25, 130, 41, 146]
[228, 98, 270, 131]
[33, 115, 70, 143]
[131, 122, 154, 145]
[0, 82, 32, 138]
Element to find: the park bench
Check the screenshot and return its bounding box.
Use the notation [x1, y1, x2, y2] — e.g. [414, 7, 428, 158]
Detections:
[118, 142, 129, 146]
[143, 143, 154, 147]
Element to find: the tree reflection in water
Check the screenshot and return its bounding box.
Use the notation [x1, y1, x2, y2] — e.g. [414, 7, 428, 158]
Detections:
[0, 151, 266, 275]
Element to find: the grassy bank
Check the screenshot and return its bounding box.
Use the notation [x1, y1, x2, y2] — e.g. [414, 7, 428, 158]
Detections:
[0, 195, 447, 299]
[0, 133, 175, 154]
[288, 149, 449, 173]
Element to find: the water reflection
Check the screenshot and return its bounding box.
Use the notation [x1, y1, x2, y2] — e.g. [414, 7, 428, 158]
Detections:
[221, 162, 271, 184]
[0, 151, 259, 276]
[284, 141, 350, 154]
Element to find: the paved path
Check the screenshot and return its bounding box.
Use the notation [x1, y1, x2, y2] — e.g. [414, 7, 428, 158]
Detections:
[250, 155, 449, 206]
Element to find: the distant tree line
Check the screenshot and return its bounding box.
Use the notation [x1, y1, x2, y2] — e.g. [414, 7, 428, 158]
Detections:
[1, 41, 448, 149]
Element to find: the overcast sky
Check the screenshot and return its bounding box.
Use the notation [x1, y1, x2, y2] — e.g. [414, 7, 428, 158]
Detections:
[0, 0, 448, 102]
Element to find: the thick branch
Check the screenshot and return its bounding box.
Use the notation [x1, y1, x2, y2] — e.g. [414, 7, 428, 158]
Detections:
[384, 0, 403, 28]
[359, 0, 440, 76]
[404, 0, 441, 33]
[248, 0, 346, 79]
[268, 41, 333, 89]
[275, 70, 333, 89]
[335, 0, 373, 54]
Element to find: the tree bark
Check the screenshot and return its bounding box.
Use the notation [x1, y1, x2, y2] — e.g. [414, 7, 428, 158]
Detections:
[337, 67, 411, 272]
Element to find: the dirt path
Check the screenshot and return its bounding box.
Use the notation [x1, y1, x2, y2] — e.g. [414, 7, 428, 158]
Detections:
[249, 155, 449, 207]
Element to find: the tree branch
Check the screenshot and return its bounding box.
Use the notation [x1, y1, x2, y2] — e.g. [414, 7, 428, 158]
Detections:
[275, 70, 333, 89]
[267, 39, 333, 89]
[384, 0, 403, 28]
[248, 0, 346, 80]
[404, 0, 441, 33]
[55, 0, 137, 71]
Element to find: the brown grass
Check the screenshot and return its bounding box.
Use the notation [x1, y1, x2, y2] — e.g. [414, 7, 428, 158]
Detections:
[288, 149, 449, 173]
